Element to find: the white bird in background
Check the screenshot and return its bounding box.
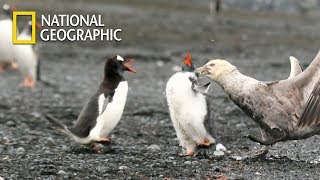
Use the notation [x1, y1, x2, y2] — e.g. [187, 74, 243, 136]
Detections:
[0, 4, 18, 72]
[13, 21, 42, 88]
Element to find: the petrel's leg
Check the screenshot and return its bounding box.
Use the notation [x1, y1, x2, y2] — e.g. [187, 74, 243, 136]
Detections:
[245, 134, 276, 145]
[245, 129, 284, 145]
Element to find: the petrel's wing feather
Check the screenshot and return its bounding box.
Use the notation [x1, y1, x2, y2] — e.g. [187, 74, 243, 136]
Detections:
[288, 56, 303, 79]
[268, 50, 320, 124]
[298, 81, 320, 127]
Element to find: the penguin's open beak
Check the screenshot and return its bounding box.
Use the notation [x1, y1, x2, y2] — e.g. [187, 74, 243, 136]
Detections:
[196, 66, 209, 76]
[124, 59, 136, 73]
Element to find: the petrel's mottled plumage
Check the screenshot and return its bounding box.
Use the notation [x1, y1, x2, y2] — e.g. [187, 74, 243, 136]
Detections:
[196, 50, 320, 146]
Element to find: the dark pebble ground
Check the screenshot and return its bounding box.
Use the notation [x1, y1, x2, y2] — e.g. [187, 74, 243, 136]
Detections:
[1, 0, 320, 179]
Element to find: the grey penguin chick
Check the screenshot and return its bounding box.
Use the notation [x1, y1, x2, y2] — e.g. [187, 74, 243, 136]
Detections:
[46, 55, 136, 153]
[166, 53, 226, 156]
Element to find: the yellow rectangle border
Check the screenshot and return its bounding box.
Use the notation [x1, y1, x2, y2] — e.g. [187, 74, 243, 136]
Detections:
[13, 11, 36, 44]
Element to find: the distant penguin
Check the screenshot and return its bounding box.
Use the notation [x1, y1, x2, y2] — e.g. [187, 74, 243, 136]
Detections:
[13, 21, 42, 88]
[166, 53, 226, 156]
[46, 55, 136, 153]
[0, 4, 18, 71]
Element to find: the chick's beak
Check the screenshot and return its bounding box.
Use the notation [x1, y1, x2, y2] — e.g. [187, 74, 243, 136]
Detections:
[124, 59, 136, 73]
[196, 66, 209, 76]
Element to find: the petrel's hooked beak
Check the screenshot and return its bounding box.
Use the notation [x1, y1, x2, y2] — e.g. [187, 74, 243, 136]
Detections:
[124, 59, 136, 73]
[196, 65, 209, 76]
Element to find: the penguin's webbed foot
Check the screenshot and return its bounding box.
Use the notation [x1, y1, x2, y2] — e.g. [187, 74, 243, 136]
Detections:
[11, 62, 19, 69]
[20, 76, 35, 88]
[197, 139, 214, 148]
[198, 141, 213, 147]
[96, 137, 113, 145]
[185, 151, 196, 156]
[0, 66, 5, 72]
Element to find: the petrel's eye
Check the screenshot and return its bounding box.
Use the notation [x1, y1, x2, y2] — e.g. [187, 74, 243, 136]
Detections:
[210, 64, 215, 67]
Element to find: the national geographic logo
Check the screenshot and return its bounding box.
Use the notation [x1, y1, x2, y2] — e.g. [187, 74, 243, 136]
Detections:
[12, 11, 122, 44]
[13, 11, 36, 44]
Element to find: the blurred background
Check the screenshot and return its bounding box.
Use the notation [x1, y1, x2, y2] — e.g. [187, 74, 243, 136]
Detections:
[1, 0, 320, 179]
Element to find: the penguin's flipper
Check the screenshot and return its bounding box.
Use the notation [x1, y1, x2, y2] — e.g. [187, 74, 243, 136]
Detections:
[98, 92, 114, 115]
[100, 96, 110, 115]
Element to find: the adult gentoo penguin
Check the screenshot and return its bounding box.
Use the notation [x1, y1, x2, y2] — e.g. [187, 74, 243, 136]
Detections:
[166, 53, 226, 156]
[196, 50, 320, 156]
[13, 21, 42, 87]
[0, 4, 18, 71]
[46, 55, 136, 153]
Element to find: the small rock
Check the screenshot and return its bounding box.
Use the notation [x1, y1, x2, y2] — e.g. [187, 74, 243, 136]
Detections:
[156, 61, 164, 67]
[61, 145, 70, 151]
[16, 147, 25, 155]
[172, 65, 181, 72]
[184, 161, 191, 165]
[213, 150, 225, 156]
[118, 166, 129, 170]
[57, 170, 67, 175]
[231, 155, 244, 161]
[147, 144, 161, 151]
[235, 123, 246, 128]
[6, 120, 15, 126]
[216, 143, 227, 151]
[213, 166, 222, 172]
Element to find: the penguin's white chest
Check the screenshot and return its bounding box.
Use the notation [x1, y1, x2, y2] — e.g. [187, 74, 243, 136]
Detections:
[13, 33, 37, 79]
[166, 72, 207, 124]
[166, 72, 208, 142]
[90, 81, 128, 138]
[0, 20, 14, 61]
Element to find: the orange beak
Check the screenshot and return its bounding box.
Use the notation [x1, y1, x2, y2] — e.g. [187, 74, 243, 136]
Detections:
[124, 59, 136, 73]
